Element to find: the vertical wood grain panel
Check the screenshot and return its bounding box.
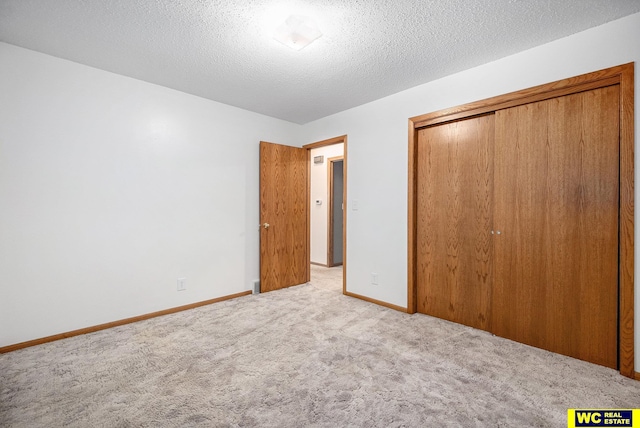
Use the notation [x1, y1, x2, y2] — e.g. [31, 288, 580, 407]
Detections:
[416, 114, 494, 331]
[618, 64, 635, 378]
[492, 86, 620, 369]
[408, 123, 418, 314]
[260, 141, 309, 292]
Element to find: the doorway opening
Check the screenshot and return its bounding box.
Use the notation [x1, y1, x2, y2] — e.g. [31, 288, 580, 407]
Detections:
[303, 136, 347, 294]
[328, 157, 344, 267]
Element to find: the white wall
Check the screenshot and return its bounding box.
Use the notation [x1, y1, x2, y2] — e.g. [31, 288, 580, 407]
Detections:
[310, 144, 344, 265]
[0, 42, 300, 347]
[300, 12, 640, 368]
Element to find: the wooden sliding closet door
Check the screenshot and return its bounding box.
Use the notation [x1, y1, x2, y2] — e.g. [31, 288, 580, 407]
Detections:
[416, 114, 494, 331]
[491, 86, 620, 368]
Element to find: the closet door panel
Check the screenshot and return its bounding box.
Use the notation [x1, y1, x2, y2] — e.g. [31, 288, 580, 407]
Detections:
[416, 114, 494, 330]
[492, 86, 619, 368]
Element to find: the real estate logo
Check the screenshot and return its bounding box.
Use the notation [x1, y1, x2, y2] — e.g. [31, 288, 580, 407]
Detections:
[568, 410, 639, 427]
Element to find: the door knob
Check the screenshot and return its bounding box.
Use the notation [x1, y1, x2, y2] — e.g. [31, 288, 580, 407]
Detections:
[263, 223, 270, 229]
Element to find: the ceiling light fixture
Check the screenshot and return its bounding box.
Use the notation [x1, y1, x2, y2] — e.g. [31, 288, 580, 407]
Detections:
[273, 15, 322, 51]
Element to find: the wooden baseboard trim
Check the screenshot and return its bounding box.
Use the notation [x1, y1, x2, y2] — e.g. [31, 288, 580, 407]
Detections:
[634, 372, 640, 381]
[0, 290, 252, 354]
[344, 291, 408, 313]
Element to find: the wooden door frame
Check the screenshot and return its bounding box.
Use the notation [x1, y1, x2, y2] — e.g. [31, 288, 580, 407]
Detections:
[407, 63, 635, 378]
[303, 136, 347, 294]
[327, 156, 344, 267]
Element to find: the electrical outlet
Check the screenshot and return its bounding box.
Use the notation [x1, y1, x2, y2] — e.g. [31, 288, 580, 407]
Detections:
[371, 273, 378, 285]
[177, 277, 186, 291]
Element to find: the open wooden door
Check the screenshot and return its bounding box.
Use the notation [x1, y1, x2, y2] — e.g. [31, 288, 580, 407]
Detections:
[259, 141, 309, 292]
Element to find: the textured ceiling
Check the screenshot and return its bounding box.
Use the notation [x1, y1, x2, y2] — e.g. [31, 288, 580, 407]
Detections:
[1, 1, 640, 124]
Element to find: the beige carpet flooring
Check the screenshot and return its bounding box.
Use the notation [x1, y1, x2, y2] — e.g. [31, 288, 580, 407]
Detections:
[1, 265, 639, 427]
